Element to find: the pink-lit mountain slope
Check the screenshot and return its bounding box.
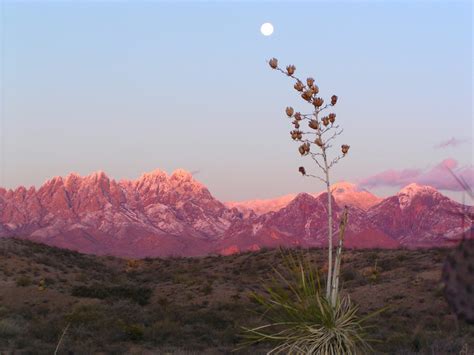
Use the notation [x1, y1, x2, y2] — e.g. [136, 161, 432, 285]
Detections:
[0, 170, 471, 257]
[218, 192, 399, 255]
[367, 183, 473, 247]
[227, 182, 381, 215]
[0, 169, 242, 257]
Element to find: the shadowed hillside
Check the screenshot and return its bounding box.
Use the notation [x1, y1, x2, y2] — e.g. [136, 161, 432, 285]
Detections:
[0, 238, 472, 354]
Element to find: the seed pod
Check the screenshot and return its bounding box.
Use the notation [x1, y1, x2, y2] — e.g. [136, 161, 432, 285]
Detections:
[269, 58, 278, 69]
[311, 85, 319, 95]
[302, 90, 313, 101]
[286, 65, 296, 75]
[329, 113, 336, 123]
[298, 166, 306, 175]
[341, 144, 350, 154]
[313, 97, 324, 107]
[286, 107, 294, 117]
[322, 116, 330, 126]
[292, 120, 300, 129]
[306, 77, 315, 87]
[298, 145, 306, 155]
[308, 120, 319, 130]
[294, 112, 302, 121]
[331, 95, 338, 105]
[315, 138, 323, 147]
[294, 81, 304, 92]
[304, 142, 310, 153]
[291, 130, 303, 140]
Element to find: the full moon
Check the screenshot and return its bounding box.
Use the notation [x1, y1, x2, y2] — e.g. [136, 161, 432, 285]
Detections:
[260, 22, 274, 36]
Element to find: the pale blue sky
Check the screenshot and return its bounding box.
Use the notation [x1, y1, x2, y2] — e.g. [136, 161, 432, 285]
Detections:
[1, 1, 472, 202]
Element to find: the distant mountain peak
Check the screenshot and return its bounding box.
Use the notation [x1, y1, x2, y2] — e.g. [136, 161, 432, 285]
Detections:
[331, 181, 358, 192]
[399, 183, 437, 195]
[397, 183, 440, 210]
[170, 169, 194, 181]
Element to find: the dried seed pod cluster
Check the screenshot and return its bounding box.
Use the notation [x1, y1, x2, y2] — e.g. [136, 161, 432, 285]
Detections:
[313, 97, 324, 107]
[301, 90, 313, 102]
[286, 65, 296, 76]
[269, 57, 350, 178]
[269, 58, 278, 69]
[298, 166, 306, 175]
[294, 81, 304, 92]
[321, 116, 330, 127]
[290, 130, 303, 140]
[298, 142, 310, 156]
[308, 120, 319, 130]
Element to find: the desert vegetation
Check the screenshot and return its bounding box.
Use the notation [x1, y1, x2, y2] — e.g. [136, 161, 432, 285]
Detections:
[239, 59, 373, 353]
[0, 238, 472, 354]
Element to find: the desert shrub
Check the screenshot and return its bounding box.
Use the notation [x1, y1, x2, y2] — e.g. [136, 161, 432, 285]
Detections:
[119, 322, 145, 341]
[147, 318, 181, 344]
[341, 267, 357, 281]
[15, 275, 32, 287]
[0, 318, 23, 338]
[71, 284, 152, 305]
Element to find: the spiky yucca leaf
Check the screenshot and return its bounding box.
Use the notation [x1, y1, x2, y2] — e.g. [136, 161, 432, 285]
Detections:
[240, 250, 374, 354]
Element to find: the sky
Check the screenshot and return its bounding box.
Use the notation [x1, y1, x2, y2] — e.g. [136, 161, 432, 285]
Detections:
[1, 1, 472, 203]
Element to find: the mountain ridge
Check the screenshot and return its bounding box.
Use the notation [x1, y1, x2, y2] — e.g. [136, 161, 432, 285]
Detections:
[0, 169, 471, 257]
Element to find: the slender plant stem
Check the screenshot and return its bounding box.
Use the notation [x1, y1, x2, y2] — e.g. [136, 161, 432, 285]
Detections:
[331, 206, 348, 305]
[323, 148, 333, 302]
[54, 322, 70, 355]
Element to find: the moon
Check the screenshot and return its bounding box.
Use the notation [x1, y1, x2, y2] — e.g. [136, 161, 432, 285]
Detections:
[260, 22, 274, 36]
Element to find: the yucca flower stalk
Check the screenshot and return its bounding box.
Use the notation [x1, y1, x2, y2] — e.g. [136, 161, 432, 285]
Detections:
[268, 58, 350, 306]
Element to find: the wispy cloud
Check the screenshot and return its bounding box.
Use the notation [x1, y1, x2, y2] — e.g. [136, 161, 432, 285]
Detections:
[359, 158, 473, 191]
[434, 137, 470, 149]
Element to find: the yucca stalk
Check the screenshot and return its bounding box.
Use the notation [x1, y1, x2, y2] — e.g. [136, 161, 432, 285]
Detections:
[331, 207, 348, 306]
[268, 58, 350, 306]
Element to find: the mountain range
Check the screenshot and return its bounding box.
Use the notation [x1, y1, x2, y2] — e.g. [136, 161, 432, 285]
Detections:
[0, 169, 471, 257]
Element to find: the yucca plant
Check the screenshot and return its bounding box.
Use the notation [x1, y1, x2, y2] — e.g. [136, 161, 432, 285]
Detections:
[239, 60, 375, 354]
[268, 58, 350, 306]
[241, 250, 374, 354]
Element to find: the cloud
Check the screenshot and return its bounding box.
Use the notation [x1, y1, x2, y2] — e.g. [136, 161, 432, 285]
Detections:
[359, 158, 474, 192]
[435, 137, 470, 149]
